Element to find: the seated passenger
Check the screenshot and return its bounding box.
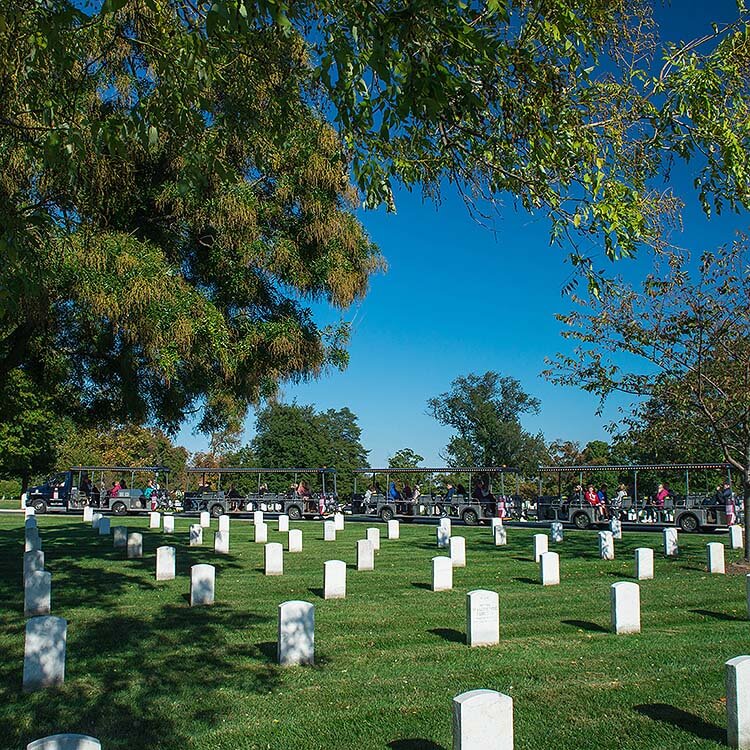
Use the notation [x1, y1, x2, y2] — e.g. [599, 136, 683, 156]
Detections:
[412, 484, 421, 501]
[258, 483, 269, 495]
[296, 481, 312, 498]
[472, 483, 483, 501]
[403, 483, 413, 501]
[456, 484, 467, 497]
[444, 483, 455, 502]
[388, 481, 402, 501]
[109, 480, 122, 498]
[227, 484, 241, 498]
[584, 485, 598, 506]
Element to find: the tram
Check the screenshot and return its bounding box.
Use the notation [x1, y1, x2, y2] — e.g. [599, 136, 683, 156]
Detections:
[535, 462, 737, 532]
[350, 466, 523, 524]
[182, 467, 338, 518]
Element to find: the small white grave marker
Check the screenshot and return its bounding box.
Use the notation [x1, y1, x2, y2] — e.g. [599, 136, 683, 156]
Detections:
[24, 571, 52, 617]
[432, 556, 453, 592]
[218, 514, 230, 533]
[730, 525, 744, 550]
[533, 534, 548, 562]
[324, 560, 347, 599]
[190, 564, 215, 606]
[466, 590, 499, 647]
[635, 548, 654, 580]
[727, 655, 750, 750]
[112, 526, 127, 549]
[323, 521, 336, 541]
[27, 734, 101, 750]
[23, 616, 67, 692]
[199, 511, 210, 528]
[366, 527, 381, 551]
[253, 510, 264, 526]
[156, 546, 175, 581]
[494, 526, 507, 546]
[663, 527, 679, 556]
[550, 522, 563, 543]
[288, 529, 303, 552]
[83, 506, 93, 523]
[540, 551, 560, 586]
[25, 517, 37, 530]
[707, 542, 726, 574]
[265, 542, 283, 575]
[127, 533, 143, 559]
[163, 514, 175, 533]
[278, 601, 314, 666]
[254, 522, 268, 544]
[598, 531, 615, 560]
[278, 515, 289, 533]
[98, 517, 110, 536]
[334, 512, 345, 531]
[611, 581, 640, 634]
[387, 519, 400, 539]
[450, 536, 466, 568]
[23, 550, 44, 582]
[149, 511, 161, 529]
[452, 689, 514, 750]
[189, 524, 203, 546]
[214, 530, 230, 555]
[610, 518, 623, 540]
[92, 512, 102, 529]
[25, 529, 41, 553]
[357, 539, 374, 571]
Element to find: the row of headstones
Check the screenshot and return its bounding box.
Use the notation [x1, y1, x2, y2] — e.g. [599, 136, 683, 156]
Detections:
[20, 654, 750, 750]
[23, 515, 52, 618]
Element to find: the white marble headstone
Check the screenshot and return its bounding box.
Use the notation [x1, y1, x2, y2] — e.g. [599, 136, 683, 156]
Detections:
[494, 525, 507, 546]
[663, 527, 679, 556]
[149, 511, 161, 529]
[265, 542, 283, 575]
[163, 514, 175, 533]
[98, 517, 110, 536]
[533, 534, 548, 562]
[357, 539, 374, 571]
[278, 600, 314, 666]
[23, 616, 67, 692]
[707, 542, 726, 574]
[730, 525, 744, 550]
[387, 519, 400, 540]
[452, 689, 513, 750]
[550, 522, 563, 543]
[189, 524, 203, 546]
[324, 560, 347, 599]
[112, 526, 127, 549]
[254, 522, 268, 543]
[333, 512, 345, 531]
[156, 546, 175, 581]
[466, 590, 499, 647]
[199, 511, 210, 528]
[127, 533, 143, 559]
[24, 570, 52, 617]
[323, 521, 336, 541]
[598, 531, 615, 560]
[635, 548, 654, 580]
[366, 527, 380, 551]
[278, 515, 289, 533]
[611, 581, 640, 634]
[190, 564, 215, 606]
[27, 734, 101, 750]
[218, 514, 230, 533]
[610, 518, 622, 540]
[288, 529, 303, 552]
[432, 556, 453, 592]
[214, 530, 230, 555]
[83, 506, 93, 523]
[540, 551, 560, 586]
[450, 536, 466, 568]
[253, 510, 264, 526]
[727, 655, 750, 750]
[23, 550, 44, 582]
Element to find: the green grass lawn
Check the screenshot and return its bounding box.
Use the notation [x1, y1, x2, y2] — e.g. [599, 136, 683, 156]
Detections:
[1, 515, 748, 750]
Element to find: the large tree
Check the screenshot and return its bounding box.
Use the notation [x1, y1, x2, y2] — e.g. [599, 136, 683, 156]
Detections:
[4, 1, 750, 443]
[546, 240, 750, 558]
[249, 402, 368, 493]
[428, 371, 547, 474]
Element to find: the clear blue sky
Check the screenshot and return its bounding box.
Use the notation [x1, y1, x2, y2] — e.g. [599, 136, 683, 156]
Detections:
[178, 0, 747, 466]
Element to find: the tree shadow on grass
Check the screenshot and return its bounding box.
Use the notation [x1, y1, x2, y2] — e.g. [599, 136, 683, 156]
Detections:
[308, 587, 325, 599]
[561, 619, 608, 633]
[411, 582, 432, 591]
[389, 740, 446, 750]
[428, 628, 464, 644]
[634, 704, 725, 743]
[690, 608, 745, 622]
[513, 577, 538, 585]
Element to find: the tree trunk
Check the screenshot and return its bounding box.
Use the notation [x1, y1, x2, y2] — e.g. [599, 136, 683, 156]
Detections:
[744, 468, 750, 562]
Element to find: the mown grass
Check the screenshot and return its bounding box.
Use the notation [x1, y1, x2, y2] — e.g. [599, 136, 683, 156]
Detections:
[1, 515, 747, 750]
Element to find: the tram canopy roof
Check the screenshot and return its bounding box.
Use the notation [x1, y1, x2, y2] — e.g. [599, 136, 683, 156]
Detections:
[70, 466, 170, 473]
[538, 463, 730, 474]
[354, 466, 521, 474]
[186, 467, 336, 475]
